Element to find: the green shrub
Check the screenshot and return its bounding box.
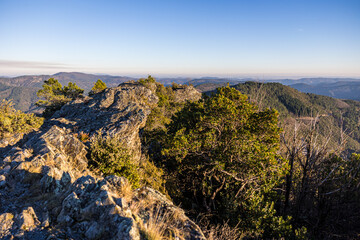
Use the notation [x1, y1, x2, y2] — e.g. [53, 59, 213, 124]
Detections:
[89, 133, 140, 188]
[0, 99, 44, 139]
[138, 155, 167, 195]
[89, 132, 166, 192]
[162, 86, 293, 238]
[36, 78, 84, 117]
[139, 76, 185, 158]
[138, 75, 156, 86]
[89, 79, 107, 96]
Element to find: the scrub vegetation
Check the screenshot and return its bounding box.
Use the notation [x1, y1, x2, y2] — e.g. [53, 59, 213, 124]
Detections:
[0, 99, 43, 139]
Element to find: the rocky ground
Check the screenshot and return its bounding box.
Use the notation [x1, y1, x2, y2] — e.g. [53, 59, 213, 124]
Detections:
[0, 82, 204, 239]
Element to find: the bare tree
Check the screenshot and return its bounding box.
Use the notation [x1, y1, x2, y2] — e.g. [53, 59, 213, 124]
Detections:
[280, 112, 360, 236]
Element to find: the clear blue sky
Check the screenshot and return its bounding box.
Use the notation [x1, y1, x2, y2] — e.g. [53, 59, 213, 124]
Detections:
[0, 0, 359, 78]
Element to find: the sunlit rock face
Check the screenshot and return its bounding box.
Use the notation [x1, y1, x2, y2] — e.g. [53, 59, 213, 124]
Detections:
[0, 82, 205, 240]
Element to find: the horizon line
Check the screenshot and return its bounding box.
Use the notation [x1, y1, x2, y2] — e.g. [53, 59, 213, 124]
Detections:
[1, 71, 360, 80]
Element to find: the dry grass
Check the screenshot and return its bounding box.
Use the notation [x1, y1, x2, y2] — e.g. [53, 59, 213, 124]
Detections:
[117, 179, 134, 202]
[138, 207, 168, 240]
[138, 206, 185, 240]
[129, 192, 185, 240]
[206, 223, 245, 240]
[73, 131, 90, 143]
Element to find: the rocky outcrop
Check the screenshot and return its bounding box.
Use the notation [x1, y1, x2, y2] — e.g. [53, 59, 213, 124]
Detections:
[0, 82, 205, 239]
[0, 133, 24, 149]
[49, 82, 158, 162]
[173, 85, 202, 103]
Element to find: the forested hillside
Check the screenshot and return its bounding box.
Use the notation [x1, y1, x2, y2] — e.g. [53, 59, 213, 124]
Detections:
[0, 83, 39, 112]
[229, 82, 360, 154]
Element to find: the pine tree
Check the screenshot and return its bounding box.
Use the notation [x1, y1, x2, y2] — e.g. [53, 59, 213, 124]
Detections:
[36, 78, 84, 117]
[89, 79, 107, 96]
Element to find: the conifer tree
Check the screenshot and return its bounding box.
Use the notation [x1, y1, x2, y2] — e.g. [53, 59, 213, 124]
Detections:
[36, 78, 84, 117]
[89, 79, 107, 96]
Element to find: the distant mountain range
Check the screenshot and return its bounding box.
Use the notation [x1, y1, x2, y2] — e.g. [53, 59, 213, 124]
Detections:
[0, 72, 359, 111]
[190, 77, 360, 101]
[0, 72, 136, 91]
[290, 81, 360, 101]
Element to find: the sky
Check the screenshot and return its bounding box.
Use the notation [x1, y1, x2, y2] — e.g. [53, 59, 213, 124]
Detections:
[0, 0, 359, 78]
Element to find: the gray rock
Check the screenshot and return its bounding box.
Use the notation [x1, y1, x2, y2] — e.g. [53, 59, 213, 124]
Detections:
[16, 207, 41, 231]
[0, 213, 14, 238]
[0, 175, 5, 188]
[173, 85, 202, 103]
[0, 83, 205, 240]
[50, 82, 159, 162]
[0, 165, 10, 175]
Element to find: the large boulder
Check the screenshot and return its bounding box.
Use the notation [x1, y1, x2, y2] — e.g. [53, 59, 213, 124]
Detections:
[49, 82, 158, 162]
[173, 85, 202, 103]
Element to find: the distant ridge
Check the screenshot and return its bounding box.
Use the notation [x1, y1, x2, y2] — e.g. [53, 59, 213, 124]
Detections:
[0, 72, 360, 111]
[290, 81, 360, 101]
[0, 72, 136, 111]
[0, 72, 136, 90]
[229, 81, 360, 154]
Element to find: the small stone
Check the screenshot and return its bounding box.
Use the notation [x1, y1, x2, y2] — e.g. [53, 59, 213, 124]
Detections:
[0, 212, 14, 235]
[41, 212, 50, 228]
[3, 156, 11, 163]
[1, 165, 11, 175]
[16, 207, 40, 231]
[85, 222, 103, 240]
[0, 175, 6, 188]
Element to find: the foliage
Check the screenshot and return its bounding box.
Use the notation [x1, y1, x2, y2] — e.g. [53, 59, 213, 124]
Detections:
[139, 76, 188, 163]
[63, 82, 84, 99]
[0, 99, 43, 138]
[233, 81, 360, 155]
[278, 95, 312, 116]
[88, 132, 166, 192]
[88, 133, 141, 188]
[138, 75, 183, 129]
[36, 78, 84, 117]
[226, 82, 360, 238]
[131, 197, 186, 240]
[162, 86, 292, 238]
[74, 131, 90, 143]
[233, 82, 318, 116]
[89, 79, 107, 96]
[138, 75, 156, 85]
[139, 155, 167, 195]
[171, 82, 181, 90]
[137, 206, 173, 240]
[204, 222, 245, 240]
